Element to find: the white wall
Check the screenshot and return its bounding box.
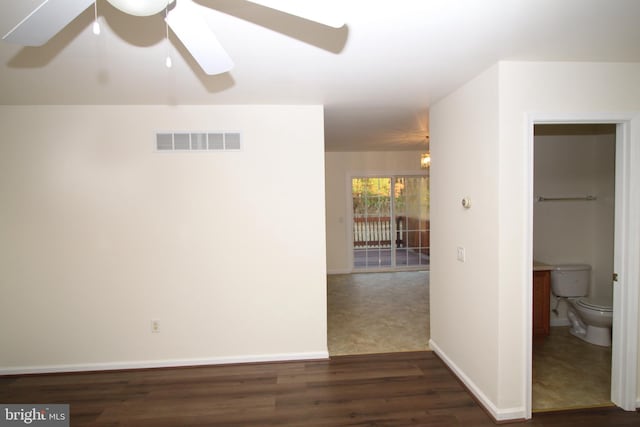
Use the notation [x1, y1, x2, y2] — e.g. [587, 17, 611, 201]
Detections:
[429, 64, 502, 412]
[430, 61, 640, 419]
[534, 130, 616, 323]
[324, 151, 424, 273]
[0, 105, 328, 373]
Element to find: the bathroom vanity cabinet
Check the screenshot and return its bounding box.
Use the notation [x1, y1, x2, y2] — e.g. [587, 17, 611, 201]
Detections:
[533, 267, 551, 339]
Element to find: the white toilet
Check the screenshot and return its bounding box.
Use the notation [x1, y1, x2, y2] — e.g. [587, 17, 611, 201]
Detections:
[550, 264, 613, 347]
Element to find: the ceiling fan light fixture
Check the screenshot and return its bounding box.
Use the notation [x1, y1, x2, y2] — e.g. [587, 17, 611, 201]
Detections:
[106, 0, 175, 17]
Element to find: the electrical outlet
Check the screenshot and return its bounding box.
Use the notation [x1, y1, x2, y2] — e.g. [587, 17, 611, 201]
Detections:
[457, 246, 466, 262]
[151, 319, 160, 333]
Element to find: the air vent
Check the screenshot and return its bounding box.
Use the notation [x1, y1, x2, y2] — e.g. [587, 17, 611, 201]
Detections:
[156, 132, 242, 151]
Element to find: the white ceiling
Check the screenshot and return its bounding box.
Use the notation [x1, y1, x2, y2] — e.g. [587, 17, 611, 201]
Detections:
[1, 0, 640, 151]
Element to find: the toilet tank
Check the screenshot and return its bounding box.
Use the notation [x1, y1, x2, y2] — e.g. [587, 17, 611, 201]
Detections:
[550, 264, 591, 297]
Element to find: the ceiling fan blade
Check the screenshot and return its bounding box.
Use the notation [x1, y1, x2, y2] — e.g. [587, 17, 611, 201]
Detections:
[166, 2, 234, 75]
[246, 0, 344, 28]
[3, 0, 96, 46]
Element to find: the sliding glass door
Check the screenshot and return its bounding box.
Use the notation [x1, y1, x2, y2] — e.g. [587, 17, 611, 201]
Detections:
[352, 175, 429, 270]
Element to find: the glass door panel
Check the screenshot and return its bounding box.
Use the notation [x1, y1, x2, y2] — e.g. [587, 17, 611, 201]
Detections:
[394, 176, 430, 267]
[352, 177, 392, 268]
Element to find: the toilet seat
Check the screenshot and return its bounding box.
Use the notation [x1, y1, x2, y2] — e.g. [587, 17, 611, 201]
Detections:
[577, 297, 612, 312]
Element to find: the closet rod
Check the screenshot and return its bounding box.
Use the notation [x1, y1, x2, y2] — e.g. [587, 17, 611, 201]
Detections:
[536, 195, 597, 202]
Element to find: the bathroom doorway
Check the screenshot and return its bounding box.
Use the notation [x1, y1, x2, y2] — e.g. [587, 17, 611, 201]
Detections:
[527, 115, 639, 415]
[531, 123, 616, 411]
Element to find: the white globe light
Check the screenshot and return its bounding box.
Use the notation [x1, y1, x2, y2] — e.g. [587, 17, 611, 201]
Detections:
[106, 0, 174, 16]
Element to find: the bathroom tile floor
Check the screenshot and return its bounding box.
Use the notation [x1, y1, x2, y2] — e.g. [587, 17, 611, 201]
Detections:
[533, 326, 613, 411]
[327, 271, 430, 356]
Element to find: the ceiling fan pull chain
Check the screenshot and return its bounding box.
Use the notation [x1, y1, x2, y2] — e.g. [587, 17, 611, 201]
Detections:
[92, 1, 101, 35]
[165, 6, 172, 68]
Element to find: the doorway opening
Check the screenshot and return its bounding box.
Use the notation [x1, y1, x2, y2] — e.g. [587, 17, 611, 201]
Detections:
[526, 115, 639, 416]
[532, 123, 615, 411]
[327, 173, 431, 356]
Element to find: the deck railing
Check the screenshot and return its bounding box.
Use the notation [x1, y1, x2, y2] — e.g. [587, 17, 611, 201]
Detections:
[353, 216, 395, 248]
[353, 216, 430, 254]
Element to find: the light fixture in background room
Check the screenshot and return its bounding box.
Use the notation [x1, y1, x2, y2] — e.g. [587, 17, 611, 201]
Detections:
[420, 153, 431, 169]
[420, 136, 431, 169]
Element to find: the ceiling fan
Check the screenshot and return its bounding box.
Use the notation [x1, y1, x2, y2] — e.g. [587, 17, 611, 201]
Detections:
[2, 0, 343, 75]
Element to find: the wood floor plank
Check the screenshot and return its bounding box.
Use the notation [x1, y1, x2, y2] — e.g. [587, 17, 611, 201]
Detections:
[1, 351, 638, 426]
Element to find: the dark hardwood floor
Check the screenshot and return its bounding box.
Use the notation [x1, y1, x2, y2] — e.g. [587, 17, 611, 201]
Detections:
[1, 351, 638, 426]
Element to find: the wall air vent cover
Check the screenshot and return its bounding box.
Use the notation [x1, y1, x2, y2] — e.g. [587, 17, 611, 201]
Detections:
[156, 132, 242, 151]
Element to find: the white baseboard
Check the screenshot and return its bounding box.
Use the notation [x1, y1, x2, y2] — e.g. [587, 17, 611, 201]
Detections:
[0, 351, 329, 376]
[428, 339, 526, 422]
[327, 268, 352, 275]
[327, 268, 430, 275]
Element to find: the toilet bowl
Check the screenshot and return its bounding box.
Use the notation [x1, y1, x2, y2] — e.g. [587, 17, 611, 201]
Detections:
[567, 297, 613, 347]
[550, 264, 613, 347]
